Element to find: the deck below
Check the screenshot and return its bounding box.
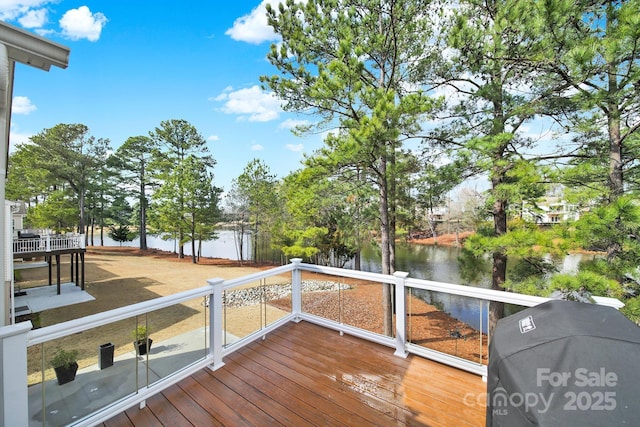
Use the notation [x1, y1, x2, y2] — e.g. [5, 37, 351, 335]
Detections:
[103, 321, 487, 426]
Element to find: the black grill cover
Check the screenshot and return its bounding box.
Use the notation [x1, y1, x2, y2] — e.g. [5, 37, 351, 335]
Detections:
[486, 299, 640, 426]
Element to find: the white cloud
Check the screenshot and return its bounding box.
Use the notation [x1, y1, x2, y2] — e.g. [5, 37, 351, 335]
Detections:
[225, 0, 279, 44]
[217, 85, 282, 122]
[207, 135, 220, 141]
[12, 96, 36, 114]
[286, 143, 304, 152]
[17, 7, 46, 27]
[59, 6, 107, 42]
[251, 144, 264, 151]
[0, 0, 48, 21]
[279, 118, 309, 129]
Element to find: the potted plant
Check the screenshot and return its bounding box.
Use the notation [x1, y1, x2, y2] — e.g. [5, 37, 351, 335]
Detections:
[50, 349, 79, 385]
[133, 325, 152, 356]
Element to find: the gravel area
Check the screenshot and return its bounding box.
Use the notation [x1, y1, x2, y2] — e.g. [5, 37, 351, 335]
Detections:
[224, 280, 350, 307]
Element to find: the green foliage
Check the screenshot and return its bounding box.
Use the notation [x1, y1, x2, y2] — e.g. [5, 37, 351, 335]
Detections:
[22, 123, 110, 232]
[108, 135, 156, 250]
[6, 148, 52, 203]
[574, 196, 640, 255]
[621, 296, 640, 325]
[132, 325, 150, 341]
[50, 349, 78, 369]
[280, 226, 328, 260]
[151, 154, 221, 261]
[148, 119, 219, 259]
[108, 225, 136, 244]
[549, 271, 624, 300]
[231, 159, 280, 262]
[276, 168, 368, 266]
[262, 0, 442, 276]
[465, 219, 565, 259]
[26, 190, 78, 232]
[506, 277, 549, 298]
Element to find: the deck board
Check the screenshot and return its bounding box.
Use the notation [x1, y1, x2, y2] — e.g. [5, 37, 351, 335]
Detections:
[102, 321, 486, 427]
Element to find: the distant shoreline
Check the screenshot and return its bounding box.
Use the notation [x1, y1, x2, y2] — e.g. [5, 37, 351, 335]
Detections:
[408, 231, 473, 247]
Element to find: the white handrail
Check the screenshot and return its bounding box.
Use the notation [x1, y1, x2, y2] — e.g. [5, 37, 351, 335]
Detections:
[405, 277, 549, 307]
[12, 233, 84, 255]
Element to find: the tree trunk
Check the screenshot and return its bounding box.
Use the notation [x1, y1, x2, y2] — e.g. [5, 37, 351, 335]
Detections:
[605, 1, 624, 260]
[353, 250, 361, 271]
[190, 215, 197, 263]
[389, 146, 397, 275]
[79, 189, 85, 235]
[490, 196, 508, 335]
[139, 162, 148, 250]
[379, 156, 394, 336]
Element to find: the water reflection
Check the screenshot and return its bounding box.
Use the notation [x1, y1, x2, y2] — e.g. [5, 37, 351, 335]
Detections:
[353, 243, 491, 286]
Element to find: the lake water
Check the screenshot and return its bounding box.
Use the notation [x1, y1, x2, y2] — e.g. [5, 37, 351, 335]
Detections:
[96, 231, 586, 330]
[94, 230, 251, 260]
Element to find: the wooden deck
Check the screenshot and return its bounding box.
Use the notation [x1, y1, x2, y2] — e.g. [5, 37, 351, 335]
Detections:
[102, 321, 486, 426]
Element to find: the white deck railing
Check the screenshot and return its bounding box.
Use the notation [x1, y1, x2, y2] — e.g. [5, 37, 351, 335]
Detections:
[0, 258, 624, 427]
[13, 233, 85, 255]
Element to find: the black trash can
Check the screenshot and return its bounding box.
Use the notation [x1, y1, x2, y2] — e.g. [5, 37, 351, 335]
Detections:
[99, 342, 114, 369]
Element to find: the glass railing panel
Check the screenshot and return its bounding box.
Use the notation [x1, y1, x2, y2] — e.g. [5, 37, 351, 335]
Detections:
[223, 279, 267, 346]
[407, 288, 488, 365]
[263, 279, 292, 326]
[222, 271, 294, 347]
[300, 271, 391, 337]
[300, 271, 342, 323]
[340, 280, 391, 337]
[142, 297, 209, 385]
[29, 320, 139, 427]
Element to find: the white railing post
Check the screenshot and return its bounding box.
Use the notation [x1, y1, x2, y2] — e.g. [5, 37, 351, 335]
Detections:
[393, 271, 409, 358]
[290, 258, 303, 322]
[1, 321, 32, 427]
[207, 278, 225, 370]
[45, 234, 50, 252]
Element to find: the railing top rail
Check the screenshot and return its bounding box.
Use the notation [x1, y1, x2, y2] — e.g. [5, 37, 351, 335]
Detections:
[405, 277, 550, 307]
[298, 262, 550, 306]
[298, 263, 400, 284]
[0, 321, 32, 339]
[222, 263, 294, 290]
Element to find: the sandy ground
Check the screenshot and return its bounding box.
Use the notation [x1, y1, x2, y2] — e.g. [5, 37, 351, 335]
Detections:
[18, 244, 487, 384]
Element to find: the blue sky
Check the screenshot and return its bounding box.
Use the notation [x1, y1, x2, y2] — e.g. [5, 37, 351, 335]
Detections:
[4, 1, 320, 193]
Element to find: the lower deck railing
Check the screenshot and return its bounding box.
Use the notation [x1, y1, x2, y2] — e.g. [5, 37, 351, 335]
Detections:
[13, 233, 85, 255]
[0, 259, 624, 426]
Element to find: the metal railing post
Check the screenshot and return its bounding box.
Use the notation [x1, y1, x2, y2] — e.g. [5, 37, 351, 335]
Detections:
[393, 271, 409, 358]
[207, 278, 225, 370]
[290, 258, 303, 322]
[1, 321, 32, 427]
